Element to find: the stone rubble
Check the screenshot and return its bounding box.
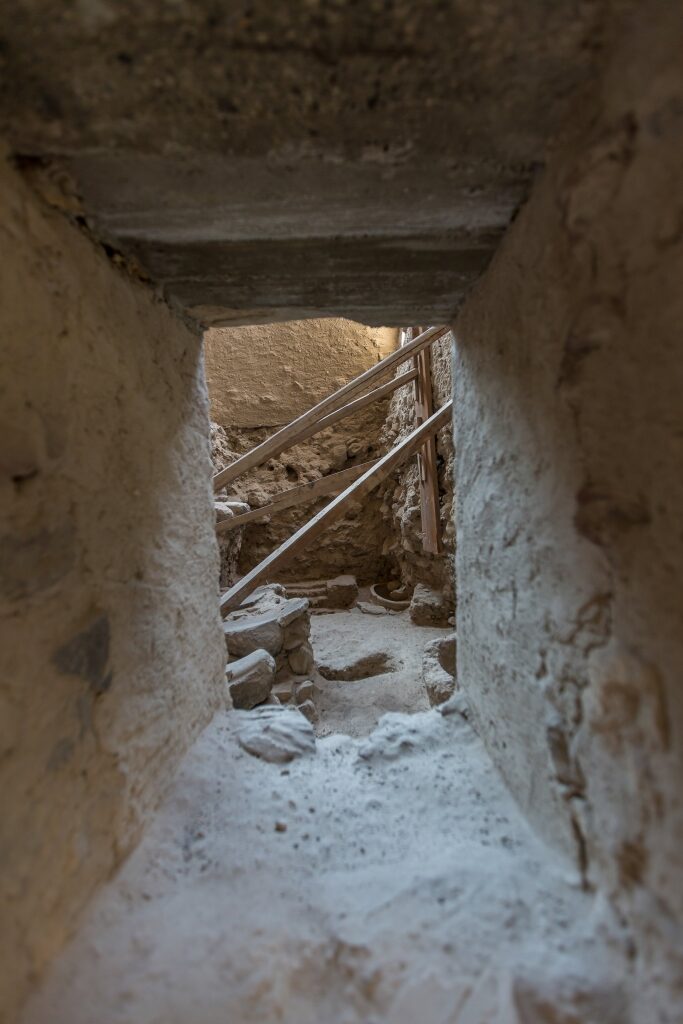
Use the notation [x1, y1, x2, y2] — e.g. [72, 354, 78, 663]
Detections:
[234, 705, 316, 763]
[223, 584, 320, 718]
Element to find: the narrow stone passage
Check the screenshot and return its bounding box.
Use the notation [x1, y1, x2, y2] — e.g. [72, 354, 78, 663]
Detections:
[22, 613, 621, 1024]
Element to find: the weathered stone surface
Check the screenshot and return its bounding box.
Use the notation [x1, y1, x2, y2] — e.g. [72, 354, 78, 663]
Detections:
[296, 699, 318, 724]
[214, 495, 250, 589]
[239, 584, 287, 609]
[409, 584, 451, 627]
[207, 322, 396, 429]
[235, 706, 316, 764]
[214, 500, 250, 523]
[0, 157, 224, 1022]
[357, 601, 388, 616]
[422, 634, 457, 707]
[325, 575, 359, 609]
[277, 598, 310, 628]
[226, 650, 275, 710]
[380, 329, 455, 599]
[293, 680, 315, 704]
[288, 642, 314, 676]
[272, 681, 294, 704]
[223, 609, 284, 658]
[283, 617, 311, 651]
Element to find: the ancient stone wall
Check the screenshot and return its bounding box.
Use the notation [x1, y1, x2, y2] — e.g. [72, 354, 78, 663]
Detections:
[208, 319, 397, 584]
[0, 155, 225, 1020]
[454, 7, 683, 1011]
[380, 331, 455, 602]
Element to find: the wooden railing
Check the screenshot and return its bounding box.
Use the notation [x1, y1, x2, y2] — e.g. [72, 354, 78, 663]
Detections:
[215, 324, 452, 616]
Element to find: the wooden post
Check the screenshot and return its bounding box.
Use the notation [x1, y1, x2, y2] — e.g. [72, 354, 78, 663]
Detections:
[413, 335, 442, 554]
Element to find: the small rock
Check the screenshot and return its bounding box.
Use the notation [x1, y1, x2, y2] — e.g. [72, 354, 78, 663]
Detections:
[288, 641, 314, 675]
[239, 583, 287, 609]
[272, 680, 294, 703]
[274, 820, 287, 833]
[297, 698, 318, 724]
[226, 649, 275, 710]
[214, 500, 250, 524]
[326, 574, 359, 608]
[293, 680, 315, 703]
[357, 600, 388, 616]
[235, 705, 316, 763]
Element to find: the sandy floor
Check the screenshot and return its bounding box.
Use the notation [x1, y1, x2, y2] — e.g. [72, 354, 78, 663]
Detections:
[22, 612, 626, 1024]
[310, 604, 448, 737]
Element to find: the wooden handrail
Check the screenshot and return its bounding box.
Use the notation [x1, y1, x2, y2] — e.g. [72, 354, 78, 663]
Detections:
[216, 458, 379, 534]
[220, 399, 452, 615]
[213, 324, 448, 491]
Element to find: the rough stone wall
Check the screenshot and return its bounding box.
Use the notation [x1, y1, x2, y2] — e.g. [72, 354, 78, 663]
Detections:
[380, 331, 455, 601]
[454, 8, 683, 1014]
[208, 319, 397, 584]
[0, 155, 225, 1020]
[205, 319, 396, 428]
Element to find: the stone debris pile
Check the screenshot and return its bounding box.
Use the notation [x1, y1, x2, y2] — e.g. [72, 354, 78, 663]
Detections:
[223, 584, 318, 718]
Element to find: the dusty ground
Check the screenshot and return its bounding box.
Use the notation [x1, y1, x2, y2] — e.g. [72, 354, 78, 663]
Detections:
[21, 612, 628, 1024]
[310, 603, 448, 738]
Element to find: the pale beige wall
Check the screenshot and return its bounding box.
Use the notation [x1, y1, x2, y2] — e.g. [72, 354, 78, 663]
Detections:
[454, 8, 683, 1013]
[0, 156, 225, 1020]
[205, 319, 397, 428]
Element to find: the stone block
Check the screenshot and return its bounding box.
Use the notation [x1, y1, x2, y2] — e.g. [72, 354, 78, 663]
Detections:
[276, 597, 310, 626]
[422, 634, 457, 706]
[297, 699, 318, 724]
[288, 641, 314, 675]
[226, 649, 275, 710]
[409, 583, 451, 627]
[223, 608, 284, 657]
[326, 574, 358, 608]
[283, 616, 311, 650]
[235, 705, 316, 763]
[293, 680, 315, 703]
[272, 680, 294, 703]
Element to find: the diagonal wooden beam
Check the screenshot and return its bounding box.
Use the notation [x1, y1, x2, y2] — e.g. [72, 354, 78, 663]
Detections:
[216, 459, 379, 534]
[301, 367, 417, 439]
[220, 400, 453, 615]
[213, 325, 448, 491]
